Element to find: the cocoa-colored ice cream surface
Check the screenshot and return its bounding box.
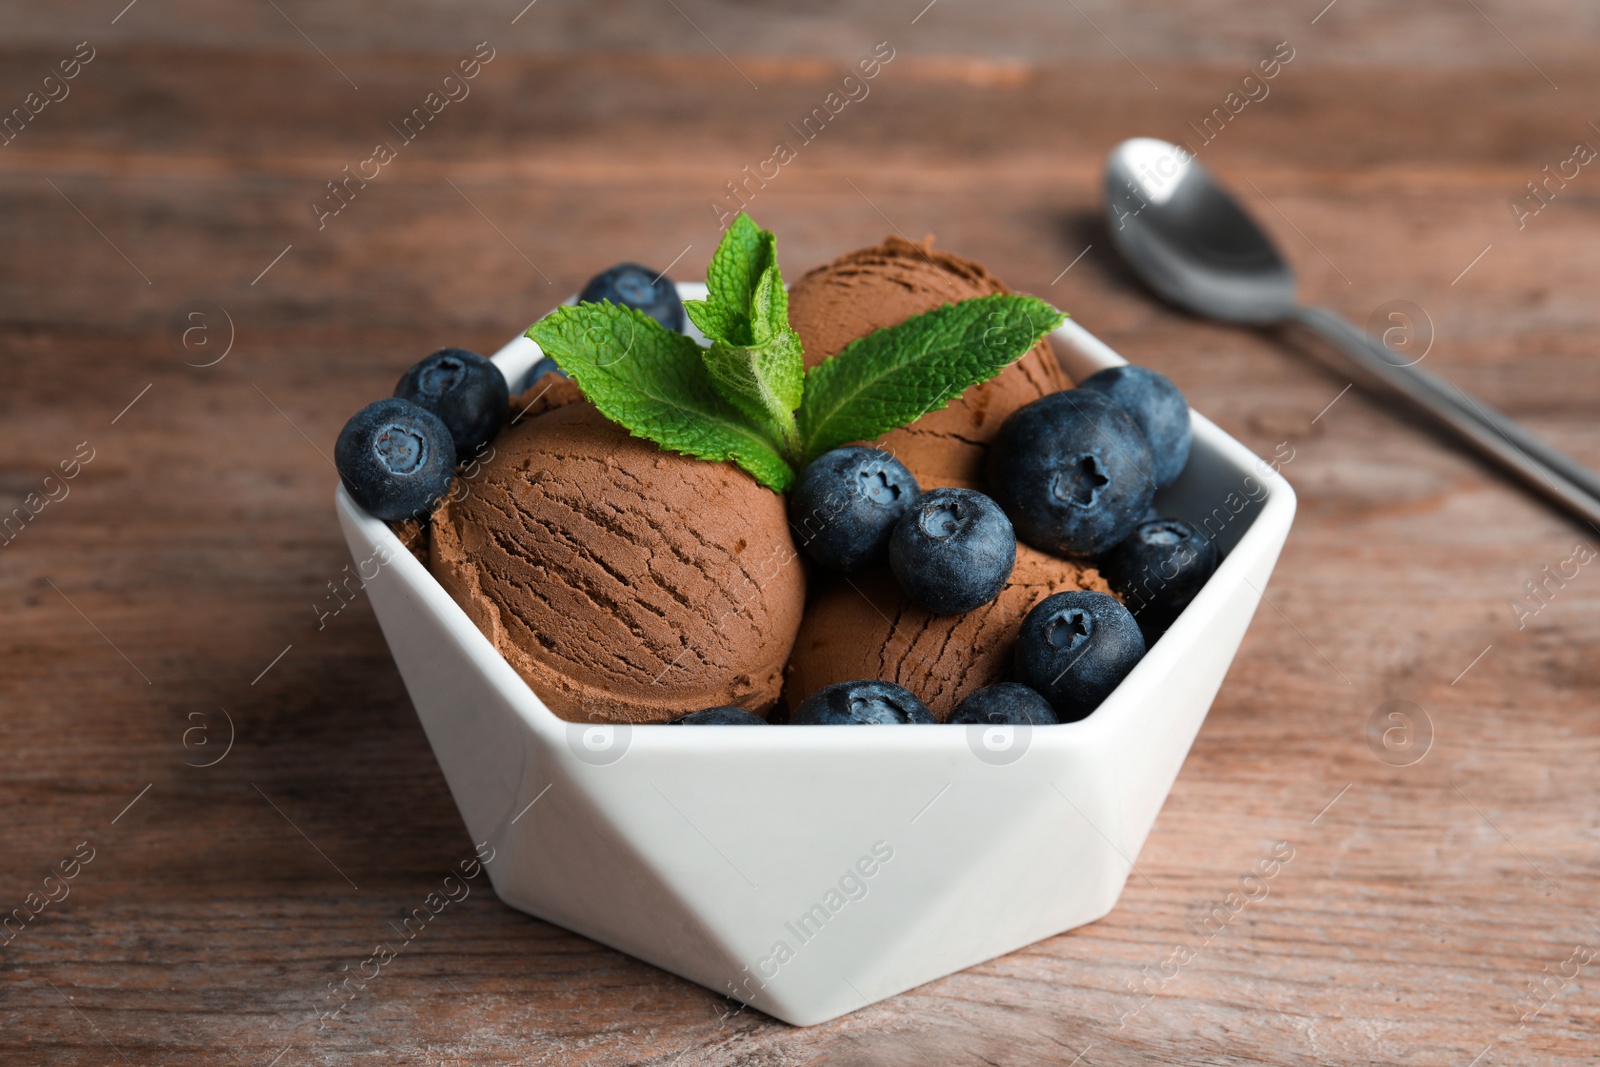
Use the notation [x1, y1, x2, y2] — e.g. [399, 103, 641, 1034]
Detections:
[430, 398, 805, 724]
[785, 543, 1113, 721]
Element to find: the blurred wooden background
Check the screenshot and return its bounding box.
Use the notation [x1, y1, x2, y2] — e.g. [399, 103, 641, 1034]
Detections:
[2, 1, 1598, 1063]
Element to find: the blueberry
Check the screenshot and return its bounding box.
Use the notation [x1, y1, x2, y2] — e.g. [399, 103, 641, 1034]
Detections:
[579, 262, 686, 332]
[668, 707, 769, 725]
[1077, 365, 1192, 488]
[889, 488, 1016, 614]
[335, 398, 456, 521]
[790, 447, 921, 573]
[949, 683, 1058, 726]
[987, 389, 1156, 558]
[1013, 590, 1146, 721]
[1096, 518, 1220, 640]
[791, 681, 934, 725]
[394, 347, 509, 463]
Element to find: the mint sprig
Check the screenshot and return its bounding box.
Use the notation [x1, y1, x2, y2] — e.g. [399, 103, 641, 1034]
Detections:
[526, 214, 1067, 493]
[797, 293, 1066, 462]
[525, 299, 795, 490]
[685, 214, 806, 458]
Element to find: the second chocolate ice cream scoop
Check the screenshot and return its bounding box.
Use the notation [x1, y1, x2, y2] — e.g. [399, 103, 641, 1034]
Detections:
[786, 235, 1073, 490]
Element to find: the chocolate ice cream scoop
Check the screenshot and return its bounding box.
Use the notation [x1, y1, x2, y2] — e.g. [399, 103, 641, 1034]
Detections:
[784, 543, 1113, 721]
[430, 401, 805, 724]
[787, 235, 1073, 489]
[784, 234, 1103, 719]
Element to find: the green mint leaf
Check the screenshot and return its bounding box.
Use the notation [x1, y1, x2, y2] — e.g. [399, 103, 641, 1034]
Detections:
[682, 299, 751, 346]
[796, 293, 1067, 462]
[526, 302, 796, 492]
[749, 259, 792, 348]
[700, 328, 805, 454]
[695, 218, 806, 461]
[705, 213, 768, 312]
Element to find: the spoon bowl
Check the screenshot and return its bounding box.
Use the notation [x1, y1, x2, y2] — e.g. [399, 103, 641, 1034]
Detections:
[1104, 137, 1296, 324]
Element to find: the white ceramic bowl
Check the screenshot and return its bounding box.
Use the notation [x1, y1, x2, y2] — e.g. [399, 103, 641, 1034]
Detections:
[335, 284, 1296, 1026]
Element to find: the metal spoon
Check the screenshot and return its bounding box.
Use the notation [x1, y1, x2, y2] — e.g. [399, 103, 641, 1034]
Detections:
[1102, 136, 1600, 528]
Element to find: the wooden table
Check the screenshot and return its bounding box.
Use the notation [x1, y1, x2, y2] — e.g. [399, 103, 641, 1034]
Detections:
[3, 3, 1597, 1063]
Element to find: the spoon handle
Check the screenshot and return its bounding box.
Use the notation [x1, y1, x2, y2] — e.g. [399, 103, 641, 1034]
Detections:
[1294, 305, 1600, 529]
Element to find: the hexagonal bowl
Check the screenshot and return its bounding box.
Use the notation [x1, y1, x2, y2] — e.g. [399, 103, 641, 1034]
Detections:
[334, 284, 1296, 1026]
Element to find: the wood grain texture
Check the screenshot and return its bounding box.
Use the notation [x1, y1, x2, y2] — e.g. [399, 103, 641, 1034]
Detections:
[2, 2, 1598, 1063]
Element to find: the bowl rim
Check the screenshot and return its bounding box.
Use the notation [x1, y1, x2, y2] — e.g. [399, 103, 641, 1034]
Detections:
[334, 285, 1297, 755]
